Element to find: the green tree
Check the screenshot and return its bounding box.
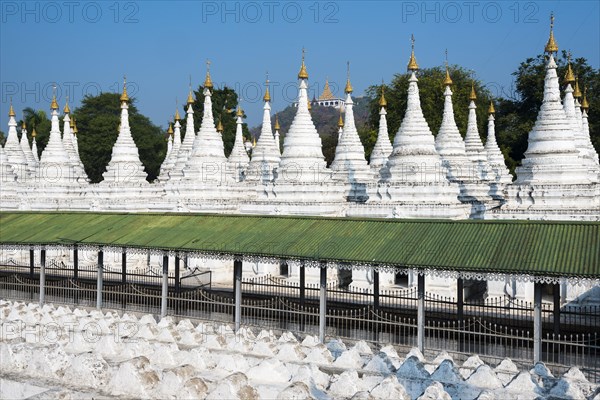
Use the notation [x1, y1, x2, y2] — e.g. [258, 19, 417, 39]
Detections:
[0, 129, 5, 146]
[73, 93, 165, 183]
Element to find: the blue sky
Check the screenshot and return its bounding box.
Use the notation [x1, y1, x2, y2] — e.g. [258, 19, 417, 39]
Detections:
[1, 1, 598, 130]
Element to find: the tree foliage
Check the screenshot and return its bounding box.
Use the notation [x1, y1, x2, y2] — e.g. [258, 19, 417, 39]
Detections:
[19, 108, 51, 157]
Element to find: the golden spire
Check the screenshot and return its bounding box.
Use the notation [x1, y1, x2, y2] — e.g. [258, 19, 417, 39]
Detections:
[51, 85, 59, 109]
[187, 76, 195, 105]
[407, 34, 419, 71]
[236, 105, 244, 118]
[581, 86, 589, 110]
[8, 98, 15, 117]
[469, 82, 477, 101]
[216, 119, 223, 133]
[379, 83, 387, 107]
[203, 60, 213, 89]
[274, 114, 280, 130]
[298, 47, 309, 80]
[443, 50, 453, 86]
[21, 120, 26, 129]
[175, 108, 181, 120]
[573, 77, 582, 98]
[167, 122, 174, 135]
[70, 118, 75, 129]
[73, 118, 78, 134]
[263, 74, 271, 102]
[564, 51, 575, 85]
[344, 61, 353, 94]
[545, 12, 559, 54]
[120, 76, 129, 102]
[337, 109, 344, 128]
[307, 99, 312, 110]
[32, 127, 37, 137]
[488, 101, 495, 114]
[63, 96, 70, 114]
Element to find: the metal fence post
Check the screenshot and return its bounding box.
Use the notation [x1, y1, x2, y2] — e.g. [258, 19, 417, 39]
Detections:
[73, 244, 78, 279]
[457, 278, 464, 321]
[29, 246, 34, 278]
[234, 258, 242, 332]
[319, 264, 327, 343]
[553, 283, 560, 335]
[96, 248, 103, 310]
[417, 273, 425, 353]
[373, 267, 380, 342]
[121, 248, 127, 283]
[534, 282, 542, 363]
[161, 253, 169, 319]
[39, 248, 46, 305]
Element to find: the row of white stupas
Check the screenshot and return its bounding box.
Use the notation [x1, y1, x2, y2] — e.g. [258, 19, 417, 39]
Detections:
[1, 18, 598, 220]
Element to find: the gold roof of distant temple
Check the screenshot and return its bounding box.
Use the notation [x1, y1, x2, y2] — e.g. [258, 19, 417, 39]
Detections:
[32, 127, 37, 137]
[318, 80, 336, 101]
[338, 110, 344, 128]
[488, 101, 495, 114]
[581, 86, 589, 110]
[167, 123, 174, 135]
[274, 114, 280, 130]
[8, 101, 15, 117]
[407, 34, 419, 71]
[298, 48, 308, 79]
[120, 76, 129, 102]
[73, 118, 78, 134]
[469, 83, 477, 101]
[264, 82, 271, 103]
[573, 77, 582, 98]
[379, 85, 387, 107]
[545, 13, 559, 54]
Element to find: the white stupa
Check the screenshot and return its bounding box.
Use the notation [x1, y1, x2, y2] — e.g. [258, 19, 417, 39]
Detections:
[61, 100, 88, 183]
[31, 127, 39, 163]
[330, 64, 372, 201]
[0, 144, 18, 208]
[506, 15, 598, 214]
[369, 86, 393, 178]
[464, 84, 490, 181]
[378, 38, 464, 217]
[581, 88, 599, 174]
[227, 106, 250, 182]
[38, 93, 75, 185]
[71, 118, 80, 159]
[181, 64, 228, 183]
[435, 61, 471, 182]
[158, 111, 182, 181]
[4, 102, 29, 181]
[168, 88, 196, 181]
[247, 78, 281, 184]
[336, 110, 344, 141]
[274, 114, 281, 153]
[19, 121, 37, 174]
[101, 78, 148, 185]
[484, 102, 512, 199]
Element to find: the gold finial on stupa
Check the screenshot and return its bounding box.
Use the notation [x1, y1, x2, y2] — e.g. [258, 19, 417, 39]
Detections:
[443, 50, 453, 86]
[469, 82, 477, 101]
[204, 60, 213, 89]
[32, 127, 37, 137]
[573, 77, 582, 98]
[263, 73, 271, 102]
[407, 34, 419, 71]
[545, 12, 559, 54]
[488, 101, 495, 114]
[51, 85, 59, 109]
[167, 122, 174, 135]
[344, 61, 353, 94]
[21, 120, 27, 129]
[63, 96, 71, 114]
[298, 47, 309, 80]
[236, 105, 244, 118]
[379, 82, 387, 107]
[8, 98, 16, 117]
[337, 109, 344, 128]
[581, 86, 589, 111]
[274, 114, 280, 130]
[73, 118, 78, 134]
[120, 76, 129, 102]
[564, 51, 575, 85]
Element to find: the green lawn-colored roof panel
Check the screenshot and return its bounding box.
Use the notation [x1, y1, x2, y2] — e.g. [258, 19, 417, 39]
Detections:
[1, 212, 598, 279]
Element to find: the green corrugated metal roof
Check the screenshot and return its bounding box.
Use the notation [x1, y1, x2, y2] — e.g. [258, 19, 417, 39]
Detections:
[1, 212, 598, 279]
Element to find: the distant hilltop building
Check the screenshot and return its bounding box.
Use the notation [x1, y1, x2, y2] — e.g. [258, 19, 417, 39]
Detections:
[293, 79, 345, 109]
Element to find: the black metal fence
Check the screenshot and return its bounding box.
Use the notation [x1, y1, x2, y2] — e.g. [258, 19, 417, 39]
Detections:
[1, 259, 598, 383]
